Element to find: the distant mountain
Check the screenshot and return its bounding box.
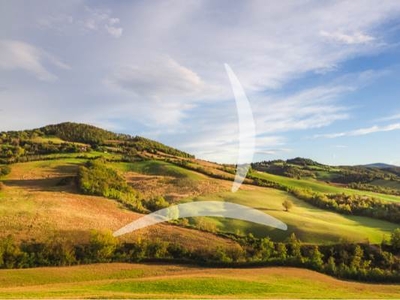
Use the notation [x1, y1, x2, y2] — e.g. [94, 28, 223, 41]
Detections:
[363, 163, 399, 169]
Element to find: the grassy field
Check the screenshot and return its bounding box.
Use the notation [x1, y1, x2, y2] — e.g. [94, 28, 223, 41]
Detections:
[0, 263, 398, 299]
[0, 160, 239, 251]
[111, 160, 205, 180]
[254, 171, 400, 202]
[371, 179, 400, 190]
[1, 159, 398, 245]
[181, 187, 398, 243]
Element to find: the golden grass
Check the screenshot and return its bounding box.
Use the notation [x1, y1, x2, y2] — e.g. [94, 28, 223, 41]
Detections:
[0, 162, 238, 251]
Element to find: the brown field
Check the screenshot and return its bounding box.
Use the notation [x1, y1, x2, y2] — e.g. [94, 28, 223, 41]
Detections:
[0, 161, 239, 251]
[125, 171, 229, 201]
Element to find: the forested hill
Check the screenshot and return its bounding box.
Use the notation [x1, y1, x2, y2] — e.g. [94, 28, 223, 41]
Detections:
[0, 122, 194, 163]
[39, 122, 123, 144]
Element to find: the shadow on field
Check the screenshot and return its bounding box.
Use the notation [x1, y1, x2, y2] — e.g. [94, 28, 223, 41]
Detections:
[3, 176, 77, 192]
[51, 163, 80, 176]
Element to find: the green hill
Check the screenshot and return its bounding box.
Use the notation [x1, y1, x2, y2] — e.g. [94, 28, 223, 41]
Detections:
[0, 123, 399, 291]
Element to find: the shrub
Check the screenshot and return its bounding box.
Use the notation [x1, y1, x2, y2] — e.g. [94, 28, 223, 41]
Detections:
[0, 165, 11, 176]
[145, 196, 169, 211]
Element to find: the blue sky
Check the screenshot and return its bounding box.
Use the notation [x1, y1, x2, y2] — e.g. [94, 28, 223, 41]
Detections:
[1, 0, 400, 165]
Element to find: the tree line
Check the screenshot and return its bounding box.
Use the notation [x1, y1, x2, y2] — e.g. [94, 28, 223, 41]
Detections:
[288, 188, 400, 224]
[348, 182, 400, 197]
[1, 230, 399, 283]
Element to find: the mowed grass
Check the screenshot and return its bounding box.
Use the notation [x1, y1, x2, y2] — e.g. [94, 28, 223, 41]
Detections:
[182, 187, 398, 244]
[254, 171, 400, 202]
[0, 263, 398, 299]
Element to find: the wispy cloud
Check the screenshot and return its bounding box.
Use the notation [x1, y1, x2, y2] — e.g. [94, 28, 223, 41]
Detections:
[2, 1, 400, 163]
[37, 6, 123, 38]
[314, 123, 400, 139]
[320, 31, 375, 44]
[106, 56, 205, 98]
[84, 7, 123, 38]
[0, 40, 70, 81]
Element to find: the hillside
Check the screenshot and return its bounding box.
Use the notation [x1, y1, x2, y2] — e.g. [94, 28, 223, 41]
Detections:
[0, 123, 400, 291]
[252, 157, 400, 195]
[0, 122, 193, 165]
[363, 163, 399, 169]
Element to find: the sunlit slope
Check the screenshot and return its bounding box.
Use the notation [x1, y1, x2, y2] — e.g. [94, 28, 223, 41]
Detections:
[0, 263, 399, 299]
[254, 171, 400, 202]
[181, 187, 397, 244]
[0, 160, 238, 251]
[0, 158, 398, 245]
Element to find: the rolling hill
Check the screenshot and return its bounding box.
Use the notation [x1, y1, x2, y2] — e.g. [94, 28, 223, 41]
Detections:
[0, 122, 399, 297]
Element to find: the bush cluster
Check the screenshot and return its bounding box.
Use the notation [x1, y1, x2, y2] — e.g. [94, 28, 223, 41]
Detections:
[1, 230, 399, 283]
[77, 159, 145, 212]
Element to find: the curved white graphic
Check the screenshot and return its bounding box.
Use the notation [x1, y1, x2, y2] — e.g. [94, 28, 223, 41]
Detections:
[113, 201, 287, 237]
[225, 64, 256, 193]
[113, 64, 286, 237]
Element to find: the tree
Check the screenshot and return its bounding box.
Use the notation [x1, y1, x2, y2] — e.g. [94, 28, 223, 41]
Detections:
[350, 245, 364, 269]
[276, 243, 287, 261]
[287, 233, 303, 262]
[258, 237, 274, 261]
[309, 245, 324, 270]
[325, 256, 337, 275]
[391, 228, 400, 252]
[89, 230, 119, 262]
[282, 199, 293, 212]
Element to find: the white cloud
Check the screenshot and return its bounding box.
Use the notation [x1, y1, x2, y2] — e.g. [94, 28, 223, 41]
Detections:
[0, 40, 70, 81]
[314, 123, 400, 139]
[37, 6, 123, 38]
[105, 24, 123, 38]
[83, 7, 123, 38]
[106, 56, 204, 97]
[2, 1, 400, 163]
[320, 31, 375, 44]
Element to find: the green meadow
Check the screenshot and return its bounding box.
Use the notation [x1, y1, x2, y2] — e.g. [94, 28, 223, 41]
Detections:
[0, 263, 398, 299]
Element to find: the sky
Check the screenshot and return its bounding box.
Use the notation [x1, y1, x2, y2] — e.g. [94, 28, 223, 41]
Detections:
[1, 0, 400, 166]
